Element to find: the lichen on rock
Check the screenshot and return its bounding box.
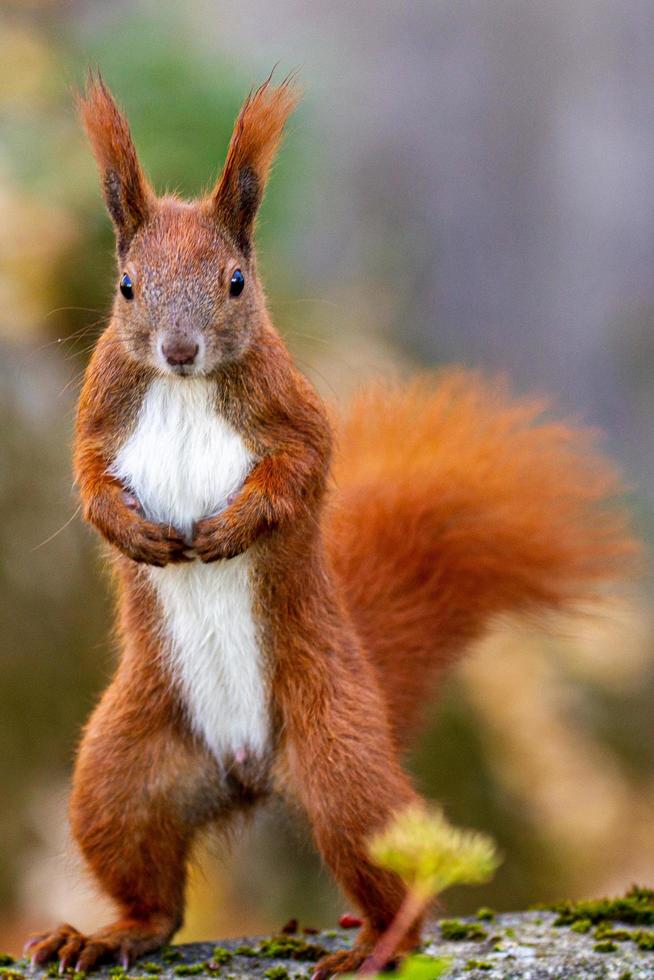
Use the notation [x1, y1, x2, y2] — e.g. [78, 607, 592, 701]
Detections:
[19, 890, 654, 980]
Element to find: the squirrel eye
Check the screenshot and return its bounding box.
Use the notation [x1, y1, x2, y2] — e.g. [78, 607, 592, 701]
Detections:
[119, 273, 134, 300]
[229, 269, 245, 297]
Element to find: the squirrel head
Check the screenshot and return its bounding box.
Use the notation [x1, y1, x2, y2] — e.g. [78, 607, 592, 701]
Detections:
[78, 71, 299, 377]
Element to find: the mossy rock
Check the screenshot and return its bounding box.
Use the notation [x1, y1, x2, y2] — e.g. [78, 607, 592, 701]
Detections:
[19, 902, 654, 979]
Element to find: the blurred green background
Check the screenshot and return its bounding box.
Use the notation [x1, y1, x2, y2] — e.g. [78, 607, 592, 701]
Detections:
[1, 0, 654, 955]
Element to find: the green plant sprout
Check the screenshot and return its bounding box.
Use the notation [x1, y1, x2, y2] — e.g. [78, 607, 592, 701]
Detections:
[386, 953, 451, 980]
[359, 804, 500, 975]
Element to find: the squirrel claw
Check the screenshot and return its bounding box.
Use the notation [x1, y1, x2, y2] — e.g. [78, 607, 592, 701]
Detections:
[26, 924, 83, 967]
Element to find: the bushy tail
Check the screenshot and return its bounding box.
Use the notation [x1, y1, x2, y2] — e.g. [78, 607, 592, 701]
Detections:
[325, 370, 639, 748]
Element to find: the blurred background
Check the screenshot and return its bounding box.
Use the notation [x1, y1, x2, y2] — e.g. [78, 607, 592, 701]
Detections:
[1, 0, 654, 956]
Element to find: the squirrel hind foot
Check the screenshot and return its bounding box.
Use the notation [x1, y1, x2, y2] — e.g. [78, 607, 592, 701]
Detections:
[26, 916, 175, 973]
[311, 948, 373, 979]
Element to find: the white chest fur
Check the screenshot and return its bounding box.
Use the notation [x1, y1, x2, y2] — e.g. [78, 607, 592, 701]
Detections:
[110, 377, 270, 763]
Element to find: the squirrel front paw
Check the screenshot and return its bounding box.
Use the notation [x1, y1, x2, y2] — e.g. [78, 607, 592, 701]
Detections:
[121, 518, 192, 566]
[92, 489, 191, 567]
[192, 514, 250, 563]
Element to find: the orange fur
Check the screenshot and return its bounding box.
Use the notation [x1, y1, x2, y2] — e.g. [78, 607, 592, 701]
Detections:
[78, 73, 154, 254]
[27, 76, 639, 979]
[211, 75, 299, 252]
[328, 372, 637, 746]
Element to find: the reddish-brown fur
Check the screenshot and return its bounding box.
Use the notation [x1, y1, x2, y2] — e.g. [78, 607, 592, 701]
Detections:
[27, 75, 637, 977]
[328, 373, 637, 748]
[78, 72, 154, 257]
[212, 74, 299, 253]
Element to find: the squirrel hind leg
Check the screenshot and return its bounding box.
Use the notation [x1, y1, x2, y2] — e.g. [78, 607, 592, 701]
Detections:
[275, 629, 424, 974]
[29, 661, 237, 973]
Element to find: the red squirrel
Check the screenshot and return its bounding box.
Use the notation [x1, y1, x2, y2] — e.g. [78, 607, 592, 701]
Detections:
[27, 74, 636, 977]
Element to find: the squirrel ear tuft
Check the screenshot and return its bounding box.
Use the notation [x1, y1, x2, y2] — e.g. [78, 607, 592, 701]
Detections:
[210, 74, 300, 254]
[77, 71, 154, 257]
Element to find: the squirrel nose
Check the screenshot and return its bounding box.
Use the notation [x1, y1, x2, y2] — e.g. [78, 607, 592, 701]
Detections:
[162, 338, 199, 367]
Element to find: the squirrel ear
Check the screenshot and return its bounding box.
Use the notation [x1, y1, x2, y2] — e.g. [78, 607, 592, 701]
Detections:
[211, 75, 299, 255]
[77, 71, 154, 257]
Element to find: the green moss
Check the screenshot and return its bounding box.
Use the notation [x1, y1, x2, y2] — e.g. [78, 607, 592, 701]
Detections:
[551, 885, 654, 928]
[635, 929, 654, 950]
[439, 920, 487, 942]
[263, 968, 290, 980]
[161, 949, 183, 965]
[209, 949, 234, 967]
[172, 965, 204, 976]
[225, 936, 329, 964]
[234, 945, 258, 957]
[256, 937, 327, 962]
[0, 959, 14, 969]
[141, 964, 163, 974]
[0, 971, 23, 980]
[323, 931, 339, 939]
[108, 968, 127, 978]
[475, 908, 495, 922]
[504, 928, 516, 939]
[593, 941, 618, 953]
[548, 885, 654, 954]
[594, 924, 631, 942]
[465, 961, 491, 972]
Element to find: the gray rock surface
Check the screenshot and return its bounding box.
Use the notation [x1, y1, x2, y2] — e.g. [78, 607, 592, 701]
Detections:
[7, 910, 654, 980]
